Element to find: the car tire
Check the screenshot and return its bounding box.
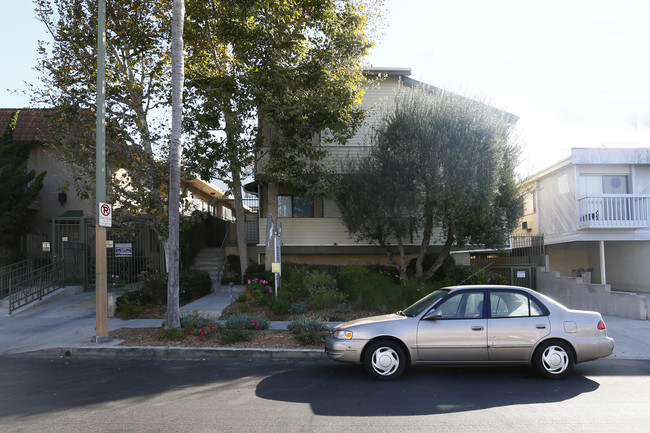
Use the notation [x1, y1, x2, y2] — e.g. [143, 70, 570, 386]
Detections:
[363, 339, 407, 380]
[533, 340, 574, 379]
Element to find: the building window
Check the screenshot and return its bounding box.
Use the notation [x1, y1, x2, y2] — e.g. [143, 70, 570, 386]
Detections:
[278, 195, 314, 218]
[523, 191, 535, 215]
[579, 175, 629, 195]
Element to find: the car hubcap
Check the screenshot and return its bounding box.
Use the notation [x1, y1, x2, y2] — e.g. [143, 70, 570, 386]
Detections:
[541, 345, 569, 374]
[371, 346, 399, 376]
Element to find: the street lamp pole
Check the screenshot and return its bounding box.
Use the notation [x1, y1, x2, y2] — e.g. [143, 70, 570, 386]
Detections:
[95, 0, 109, 342]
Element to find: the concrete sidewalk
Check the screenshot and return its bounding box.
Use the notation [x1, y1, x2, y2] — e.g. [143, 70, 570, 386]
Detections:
[1, 285, 650, 361]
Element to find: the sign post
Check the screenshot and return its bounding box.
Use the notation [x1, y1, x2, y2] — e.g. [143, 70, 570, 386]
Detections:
[268, 217, 283, 297]
[95, 0, 109, 343]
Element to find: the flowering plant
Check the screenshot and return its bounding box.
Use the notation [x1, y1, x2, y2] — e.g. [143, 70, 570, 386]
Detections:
[245, 278, 274, 306]
[110, 274, 123, 288]
[225, 315, 270, 330]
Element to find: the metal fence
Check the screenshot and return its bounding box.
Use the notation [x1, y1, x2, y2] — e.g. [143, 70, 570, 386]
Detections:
[470, 235, 545, 289]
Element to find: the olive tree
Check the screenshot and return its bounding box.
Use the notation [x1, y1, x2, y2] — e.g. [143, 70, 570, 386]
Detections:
[334, 84, 524, 282]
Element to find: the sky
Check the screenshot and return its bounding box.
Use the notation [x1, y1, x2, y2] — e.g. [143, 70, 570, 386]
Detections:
[2, 0, 650, 177]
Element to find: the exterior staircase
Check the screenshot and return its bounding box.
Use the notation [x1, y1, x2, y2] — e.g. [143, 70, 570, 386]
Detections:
[191, 248, 226, 290]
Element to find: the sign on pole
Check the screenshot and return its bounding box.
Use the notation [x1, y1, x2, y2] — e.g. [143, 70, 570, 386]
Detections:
[98, 202, 112, 227]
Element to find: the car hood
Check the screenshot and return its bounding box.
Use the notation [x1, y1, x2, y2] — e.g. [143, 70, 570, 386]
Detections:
[335, 313, 407, 329]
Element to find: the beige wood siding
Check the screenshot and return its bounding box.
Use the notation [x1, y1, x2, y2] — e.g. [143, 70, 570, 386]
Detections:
[258, 217, 446, 247]
[321, 76, 402, 169]
[323, 198, 341, 218]
[259, 217, 357, 245]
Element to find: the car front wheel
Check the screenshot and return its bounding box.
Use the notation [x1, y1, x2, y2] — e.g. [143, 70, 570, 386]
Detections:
[363, 340, 406, 380]
[533, 340, 574, 379]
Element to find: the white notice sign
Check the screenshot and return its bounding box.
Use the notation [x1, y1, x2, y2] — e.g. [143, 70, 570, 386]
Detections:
[98, 202, 112, 227]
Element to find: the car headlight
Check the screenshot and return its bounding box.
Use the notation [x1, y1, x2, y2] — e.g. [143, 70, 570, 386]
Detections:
[333, 330, 353, 340]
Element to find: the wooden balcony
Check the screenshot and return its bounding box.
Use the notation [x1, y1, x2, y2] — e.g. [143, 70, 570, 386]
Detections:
[578, 194, 650, 229]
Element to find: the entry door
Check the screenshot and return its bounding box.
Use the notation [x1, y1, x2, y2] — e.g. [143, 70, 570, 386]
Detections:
[417, 291, 488, 362]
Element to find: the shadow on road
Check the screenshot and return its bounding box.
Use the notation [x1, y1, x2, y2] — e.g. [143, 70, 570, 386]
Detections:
[255, 362, 602, 416]
[2, 357, 646, 419]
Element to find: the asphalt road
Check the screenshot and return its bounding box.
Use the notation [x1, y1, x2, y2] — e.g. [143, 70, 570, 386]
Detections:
[1, 357, 649, 433]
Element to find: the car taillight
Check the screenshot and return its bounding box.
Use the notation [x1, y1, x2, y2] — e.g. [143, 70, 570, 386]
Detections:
[597, 319, 606, 330]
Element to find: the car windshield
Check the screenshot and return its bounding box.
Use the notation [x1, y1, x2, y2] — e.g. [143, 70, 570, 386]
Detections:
[402, 289, 449, 317]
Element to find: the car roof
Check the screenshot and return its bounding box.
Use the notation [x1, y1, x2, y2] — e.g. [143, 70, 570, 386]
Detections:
[445, 285, 533, 293]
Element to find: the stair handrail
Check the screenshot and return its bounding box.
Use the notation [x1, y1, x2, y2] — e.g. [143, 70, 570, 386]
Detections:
[1, 260, 29, 299]
[9, 260, 65, 314]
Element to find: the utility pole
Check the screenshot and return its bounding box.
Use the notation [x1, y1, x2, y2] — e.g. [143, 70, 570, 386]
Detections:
[95, 0, 109, 342]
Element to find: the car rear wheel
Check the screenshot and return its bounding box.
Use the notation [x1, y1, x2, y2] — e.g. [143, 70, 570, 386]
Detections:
[533, 340, 574, 379]
[363, 340, 406, 380]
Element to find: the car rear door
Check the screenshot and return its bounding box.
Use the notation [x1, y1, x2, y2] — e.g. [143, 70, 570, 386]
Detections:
[487, 290, 551, 361]
[416, 290, 488, 362]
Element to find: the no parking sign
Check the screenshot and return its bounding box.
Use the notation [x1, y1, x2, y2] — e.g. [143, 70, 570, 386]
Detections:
[99, 202, 112, 227]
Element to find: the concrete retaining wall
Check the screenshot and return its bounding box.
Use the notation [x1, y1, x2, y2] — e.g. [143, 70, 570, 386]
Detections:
[537, 269, 649, 320]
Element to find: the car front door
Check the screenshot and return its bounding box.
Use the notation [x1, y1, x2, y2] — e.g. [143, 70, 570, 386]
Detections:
[416, 291, 488, 362]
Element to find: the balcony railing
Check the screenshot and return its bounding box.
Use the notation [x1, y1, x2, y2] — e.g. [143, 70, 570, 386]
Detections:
[578, 194, 650, 229]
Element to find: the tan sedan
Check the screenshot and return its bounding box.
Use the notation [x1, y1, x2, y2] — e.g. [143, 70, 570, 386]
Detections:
[325, 285, 614, 380]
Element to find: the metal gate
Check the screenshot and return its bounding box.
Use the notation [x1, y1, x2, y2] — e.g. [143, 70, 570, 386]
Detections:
[51, 216, 165, 289]
[470, 235, 544, 290]
[52, 215, 88, 285]
[480, 265, 537, 289]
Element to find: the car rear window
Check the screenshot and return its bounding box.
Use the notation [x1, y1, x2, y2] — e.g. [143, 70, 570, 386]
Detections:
[490, 291, 545, 318]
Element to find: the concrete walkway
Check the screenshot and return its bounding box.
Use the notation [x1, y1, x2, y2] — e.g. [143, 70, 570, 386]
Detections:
[1, 285, 650, 361]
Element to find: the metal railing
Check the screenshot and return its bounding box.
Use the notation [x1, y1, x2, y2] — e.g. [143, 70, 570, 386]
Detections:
[214, 223, 230, 281]
[578, 194, 650, 229]
[1, 260, 28, 299]
[9, 260, 64, 313]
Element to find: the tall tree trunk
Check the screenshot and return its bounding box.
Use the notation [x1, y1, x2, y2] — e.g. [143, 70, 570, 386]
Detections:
[265, 182, 279, 271]
[166, 0, 184, 329]
[231, 167, 249, 282]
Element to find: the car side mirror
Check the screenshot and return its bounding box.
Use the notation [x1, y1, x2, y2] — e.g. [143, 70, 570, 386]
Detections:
[423, 309, 443, 320]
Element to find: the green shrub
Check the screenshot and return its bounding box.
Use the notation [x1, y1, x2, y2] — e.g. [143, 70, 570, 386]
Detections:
[338, 263, 371, 296]
[304, 269, 337, 291]
[159, 327, 186, 340]
[270, 294, 291, 315]
[309, 286, 347, 310]
[243, 263, 273, 284]
[398, 281, 435, 307]
[220, 327, 252, 344]
[288, 316, 330, 345]
[338, 264, 396, 311]
[179, 270, 212, 303]
[115, 290, 154, 317]
[279, 263, 310, 302]
[225, 314, 270, 330]
[141, 272, 167, 305]
[333, 303, 351, 314]
[289, 302, 307, 314]
[161, 309, 220, 330]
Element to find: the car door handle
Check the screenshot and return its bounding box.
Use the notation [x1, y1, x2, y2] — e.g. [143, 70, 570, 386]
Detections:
[536, 324, 546, 329]
[471, 326, 484, 331]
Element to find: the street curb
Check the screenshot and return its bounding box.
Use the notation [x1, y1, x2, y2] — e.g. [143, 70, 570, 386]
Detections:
[11, 346, 328, 361]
